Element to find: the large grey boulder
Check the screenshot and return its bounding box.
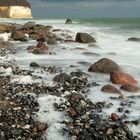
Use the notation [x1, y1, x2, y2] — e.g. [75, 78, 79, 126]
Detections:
[75, 32, 96, 43]
[88, 58, 122, 73]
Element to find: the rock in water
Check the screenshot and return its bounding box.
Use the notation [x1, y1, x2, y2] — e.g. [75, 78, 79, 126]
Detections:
[101, 84, 121, 94]
[127, 37, 140, 42]
[33, 41, 49, 54]
[65, 18, 73, 24]
[53, 73, 71, 83]
[111, 113, 120, 121]
[120, 84, 139, 92]
[0, 0, 32, 19]
[30, 62, 40, 68]
[110, 71, 137, 85]
[0, 24, 16, 33]
[11, 30, 26, 41]
[75, 32, 96, 43]
[88, 58, 122, 73]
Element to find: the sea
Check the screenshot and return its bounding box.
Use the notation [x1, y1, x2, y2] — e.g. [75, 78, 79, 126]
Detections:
[0, 18, 140, 139]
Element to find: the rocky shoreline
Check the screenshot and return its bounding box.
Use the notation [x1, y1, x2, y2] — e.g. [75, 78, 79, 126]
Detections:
[0, 20, 140, 140]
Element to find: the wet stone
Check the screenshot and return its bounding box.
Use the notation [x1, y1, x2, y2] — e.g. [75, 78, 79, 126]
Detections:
[30, 62, 40, 68]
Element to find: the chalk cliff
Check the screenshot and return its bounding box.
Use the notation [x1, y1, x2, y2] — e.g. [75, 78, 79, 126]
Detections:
[0, 0, 32, 18]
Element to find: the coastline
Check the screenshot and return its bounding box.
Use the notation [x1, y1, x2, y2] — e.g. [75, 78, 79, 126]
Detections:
[0, 18, 140, 139]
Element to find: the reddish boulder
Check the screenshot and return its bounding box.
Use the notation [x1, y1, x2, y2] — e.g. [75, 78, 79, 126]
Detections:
[110, 71, 137, 85]
[111, 113, 120, 121]
[33, 42, 49, 54]
[88, 58, 122, 73]
[120, 84, 139, 92]
[69, 108, 77, 117]
[75, 32, 96, 43]
[101, 84, 121, 94]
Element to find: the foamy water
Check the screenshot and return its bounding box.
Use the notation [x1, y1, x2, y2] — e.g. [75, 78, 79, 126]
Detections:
[0, 18, 140, 139]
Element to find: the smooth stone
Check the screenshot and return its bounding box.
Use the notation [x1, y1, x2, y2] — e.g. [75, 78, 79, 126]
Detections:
[53, 73, 71, 83]
[110, 71, 137, 85]
[75, 32, 96, 43]
[101, 84, 121, 94]
[120, 84, 139, 92]
[88, 58, 122, 73]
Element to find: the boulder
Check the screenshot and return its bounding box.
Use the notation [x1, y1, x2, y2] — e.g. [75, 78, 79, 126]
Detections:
[75, 32, 96, 43]
[65, 18, 73, 24]
[0, 24, 16, 33]
[88, 58, 122, 73]
[111, 113, 120, 121]
[30, 62, 40, 68]
[33, 42, 49, 54]
[127, 37, 140, 42]
[11, 30, 27, 41]
[23, 21, 36, 29]
[53, 73, 71, 83]
[101, 84, 121, 94]
[120, 84, 139, 92]
[110, 71, 137, 85]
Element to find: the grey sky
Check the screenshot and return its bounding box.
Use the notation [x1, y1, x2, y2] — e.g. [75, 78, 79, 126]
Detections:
[28, 0, 140, 18]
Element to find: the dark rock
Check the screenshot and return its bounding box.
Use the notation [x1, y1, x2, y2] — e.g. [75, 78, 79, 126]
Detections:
[101, 84, 121, 94]
[88, 58, 122, 73]
[11, 30, 27, 41]
[110, 71, 137, 85]
[118, 107, 124, 112]
[52, 29, 62, 32]
[128, 37, 140, 42]
[65, 39, 75, 42]
[120, 84, 139, 92]
[65, 18, 73, 24]
[30, 62, 40, 68]
[125, 110, 130, 114]
[23, 21, 36, 29]
[75, 32, 96, 43]
[53, 73, 71, 83]
[82, 52, 100, 56]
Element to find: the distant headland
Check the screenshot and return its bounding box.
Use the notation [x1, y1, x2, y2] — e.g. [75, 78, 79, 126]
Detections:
[0, 0, 32, 19]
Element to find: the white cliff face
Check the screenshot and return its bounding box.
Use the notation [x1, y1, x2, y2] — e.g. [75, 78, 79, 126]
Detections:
[0, 6, 32, 19]
[9, 6, 32, 19]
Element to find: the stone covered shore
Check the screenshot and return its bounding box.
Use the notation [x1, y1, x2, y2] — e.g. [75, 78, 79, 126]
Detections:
[0, 20, 140, 140]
